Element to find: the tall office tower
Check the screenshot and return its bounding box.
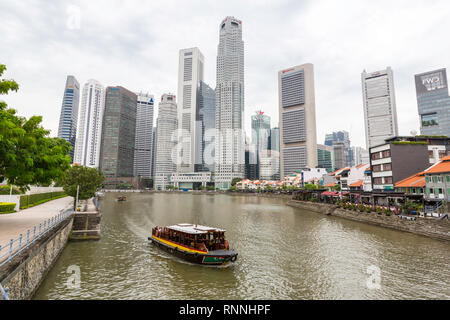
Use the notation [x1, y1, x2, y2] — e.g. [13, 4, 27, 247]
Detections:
[269, 127, 280, 152]
[278, 64, 318, 177]
[245, 140, 258, 180]
[215, 16, 245, 189]
[154, 94, 178, 190]
[197, 81, 216, 172]
[361, 67, 399, 149]
[151, 126, 157, 179]
[99, 86, 137, 179]
[57, 75, 80, 162]
[73, 79, 105, 168]
[415, 68, 450, 137]
[251, 111, 270, 179]
[251, 111, 271, 150]
[353, 146, 369, 166]
[134, 93, 154, 179]
[333, 142, 347, 170]
[177, 47, 204, 173]
[317, 144, 334, 173]
[324, 130, 353, 166]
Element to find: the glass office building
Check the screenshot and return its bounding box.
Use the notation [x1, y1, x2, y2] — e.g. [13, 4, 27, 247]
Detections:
[99, 86, 137, 178]
[57, 75, 80, 162]
[196, 81, 216, 172]
[415, 68, 450, 138]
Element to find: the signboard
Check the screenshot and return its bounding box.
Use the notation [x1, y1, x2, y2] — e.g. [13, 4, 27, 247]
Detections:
[415, 69, 448, 95]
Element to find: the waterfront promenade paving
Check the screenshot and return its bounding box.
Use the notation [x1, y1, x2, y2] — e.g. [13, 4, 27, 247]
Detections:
[0, 197, 73, 246]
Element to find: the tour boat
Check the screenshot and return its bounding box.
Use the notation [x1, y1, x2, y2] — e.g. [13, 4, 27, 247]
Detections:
[149, 223, 238, 265]
[116, 196, 127, 202]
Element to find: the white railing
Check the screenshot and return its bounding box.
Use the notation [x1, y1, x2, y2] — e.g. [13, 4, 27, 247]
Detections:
[0, 209, 73, 267]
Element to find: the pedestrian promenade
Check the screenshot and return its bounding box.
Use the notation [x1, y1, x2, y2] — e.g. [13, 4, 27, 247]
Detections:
[0, 197, 73, 245]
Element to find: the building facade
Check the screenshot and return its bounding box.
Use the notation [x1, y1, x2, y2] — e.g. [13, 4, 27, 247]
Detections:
[99, 86, 138, 184]
[197, 81, 216, 172]
[353, 146, 369, 167]
[333, 142, 347, 171]
[415, 68, 450, 138]
[154, 94, 178, 190]
[369, 141, 429, 190]
[317, 144, 334, 173]
[278, 63, 318, 177]
[215, 16, 245, 189]
[74, 79, 105, 168]
[134, 92, 154, 179]
[361, 67, 399, 149]
[57, 75, 80, 162]
[177, 47, 204, 173]
[324, 130, 353, 166]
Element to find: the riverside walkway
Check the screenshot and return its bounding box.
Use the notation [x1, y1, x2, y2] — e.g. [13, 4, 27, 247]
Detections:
[0, 197, 73, 245]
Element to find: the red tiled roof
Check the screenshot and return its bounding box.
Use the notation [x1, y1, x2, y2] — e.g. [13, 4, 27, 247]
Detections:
[324, 182, 335, 187]
[356, 163, 368, 169]
[424, 157, 450, 174]
[349, 180, 363, 187]
[395, 172, 425, 188]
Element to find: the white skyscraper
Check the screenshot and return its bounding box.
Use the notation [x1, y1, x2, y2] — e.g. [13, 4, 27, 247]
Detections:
[134, 92, 154, 179]
[154, 94, 178, 190]
[361, 67, 399, 149]
[215, 16, 245, 189]
[74, 79, 105, 168]
[177, 47, 204, 173]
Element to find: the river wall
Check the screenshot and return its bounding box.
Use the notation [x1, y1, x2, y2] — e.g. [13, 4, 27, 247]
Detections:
[69, 198, 101, 241]
[287, 200, 450, 242]
[0, 216, 73, 300]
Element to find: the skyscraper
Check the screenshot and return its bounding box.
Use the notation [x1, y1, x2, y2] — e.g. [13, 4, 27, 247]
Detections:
[317, 144, 334, 173]
[353, 146, 369, 166]
[215, 16, 245, 189]
[74, 79, 105, 168]
[324, 131, 353, 166]
[361, 67, 399, 149]
[269, 127, 280, 152]
[134, 92, 154, 179]
[251, 111, 270, 179]
[99, 86, 137, 180]
[415, 68, 450, 137]
[278, 63, 318, 177]
[177, 47, 204, 173]
[57, 75, 80, 162]
[197, 81, 216, 172]
[333, 142, 346, 170]
[154, 94, 178, 190]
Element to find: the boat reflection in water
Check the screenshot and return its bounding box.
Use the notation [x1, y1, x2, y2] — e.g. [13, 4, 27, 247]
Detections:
[149, 223, 238, 266]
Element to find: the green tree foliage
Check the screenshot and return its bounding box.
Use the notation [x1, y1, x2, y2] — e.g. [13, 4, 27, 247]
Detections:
[0, 64, 72, 190]
[62, 165, 104, 201]
[231, 178, 242, 186]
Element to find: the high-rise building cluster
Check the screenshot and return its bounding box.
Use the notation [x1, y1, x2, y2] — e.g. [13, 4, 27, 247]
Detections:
[56, 17, 449, 192]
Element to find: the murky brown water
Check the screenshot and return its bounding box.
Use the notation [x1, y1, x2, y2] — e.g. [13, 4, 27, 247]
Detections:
[34, 192, 450, 299]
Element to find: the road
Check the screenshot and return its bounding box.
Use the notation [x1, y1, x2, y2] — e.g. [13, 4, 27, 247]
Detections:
[0, 197, 73, 245]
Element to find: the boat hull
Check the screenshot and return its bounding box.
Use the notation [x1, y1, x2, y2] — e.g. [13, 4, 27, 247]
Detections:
[149, 235, 238, 266]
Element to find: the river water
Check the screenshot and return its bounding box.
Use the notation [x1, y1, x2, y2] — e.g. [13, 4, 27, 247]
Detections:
[34, 192, 449, 300]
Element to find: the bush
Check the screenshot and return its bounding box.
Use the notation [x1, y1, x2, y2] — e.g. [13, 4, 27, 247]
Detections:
[0, 202, 16, 213]
[358, 204, 364, 212]
[384, 208, 391, 215]
[365, 206, 371, 213]
[19, 191, 66, 209]
[0, 185, 23, 195]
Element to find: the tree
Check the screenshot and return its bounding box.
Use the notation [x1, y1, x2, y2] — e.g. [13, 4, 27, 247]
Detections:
[0, 64, 72, 190]
[231, 178, 242, 186]
[62, 165, 104, 206]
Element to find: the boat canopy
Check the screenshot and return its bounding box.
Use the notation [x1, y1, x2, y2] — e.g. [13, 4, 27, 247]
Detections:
[166, 223, 226, 235]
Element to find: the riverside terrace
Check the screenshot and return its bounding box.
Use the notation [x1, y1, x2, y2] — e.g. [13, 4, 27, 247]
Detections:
[292, 189, 441, 217]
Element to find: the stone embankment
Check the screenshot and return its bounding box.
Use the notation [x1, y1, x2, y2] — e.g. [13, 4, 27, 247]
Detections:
[0, 214, 73, 300]
[287, 200, 450, 241]
[69, 198, 101, 241]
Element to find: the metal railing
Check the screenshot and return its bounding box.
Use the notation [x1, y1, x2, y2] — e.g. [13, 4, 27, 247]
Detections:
[0, 209, 73, 268]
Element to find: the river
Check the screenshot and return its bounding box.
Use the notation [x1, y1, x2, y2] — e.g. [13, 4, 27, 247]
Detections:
[34, 192, 450, 300]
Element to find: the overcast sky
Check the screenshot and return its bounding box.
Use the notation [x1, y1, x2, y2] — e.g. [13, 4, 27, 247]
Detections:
[1, 0, 449, 148]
